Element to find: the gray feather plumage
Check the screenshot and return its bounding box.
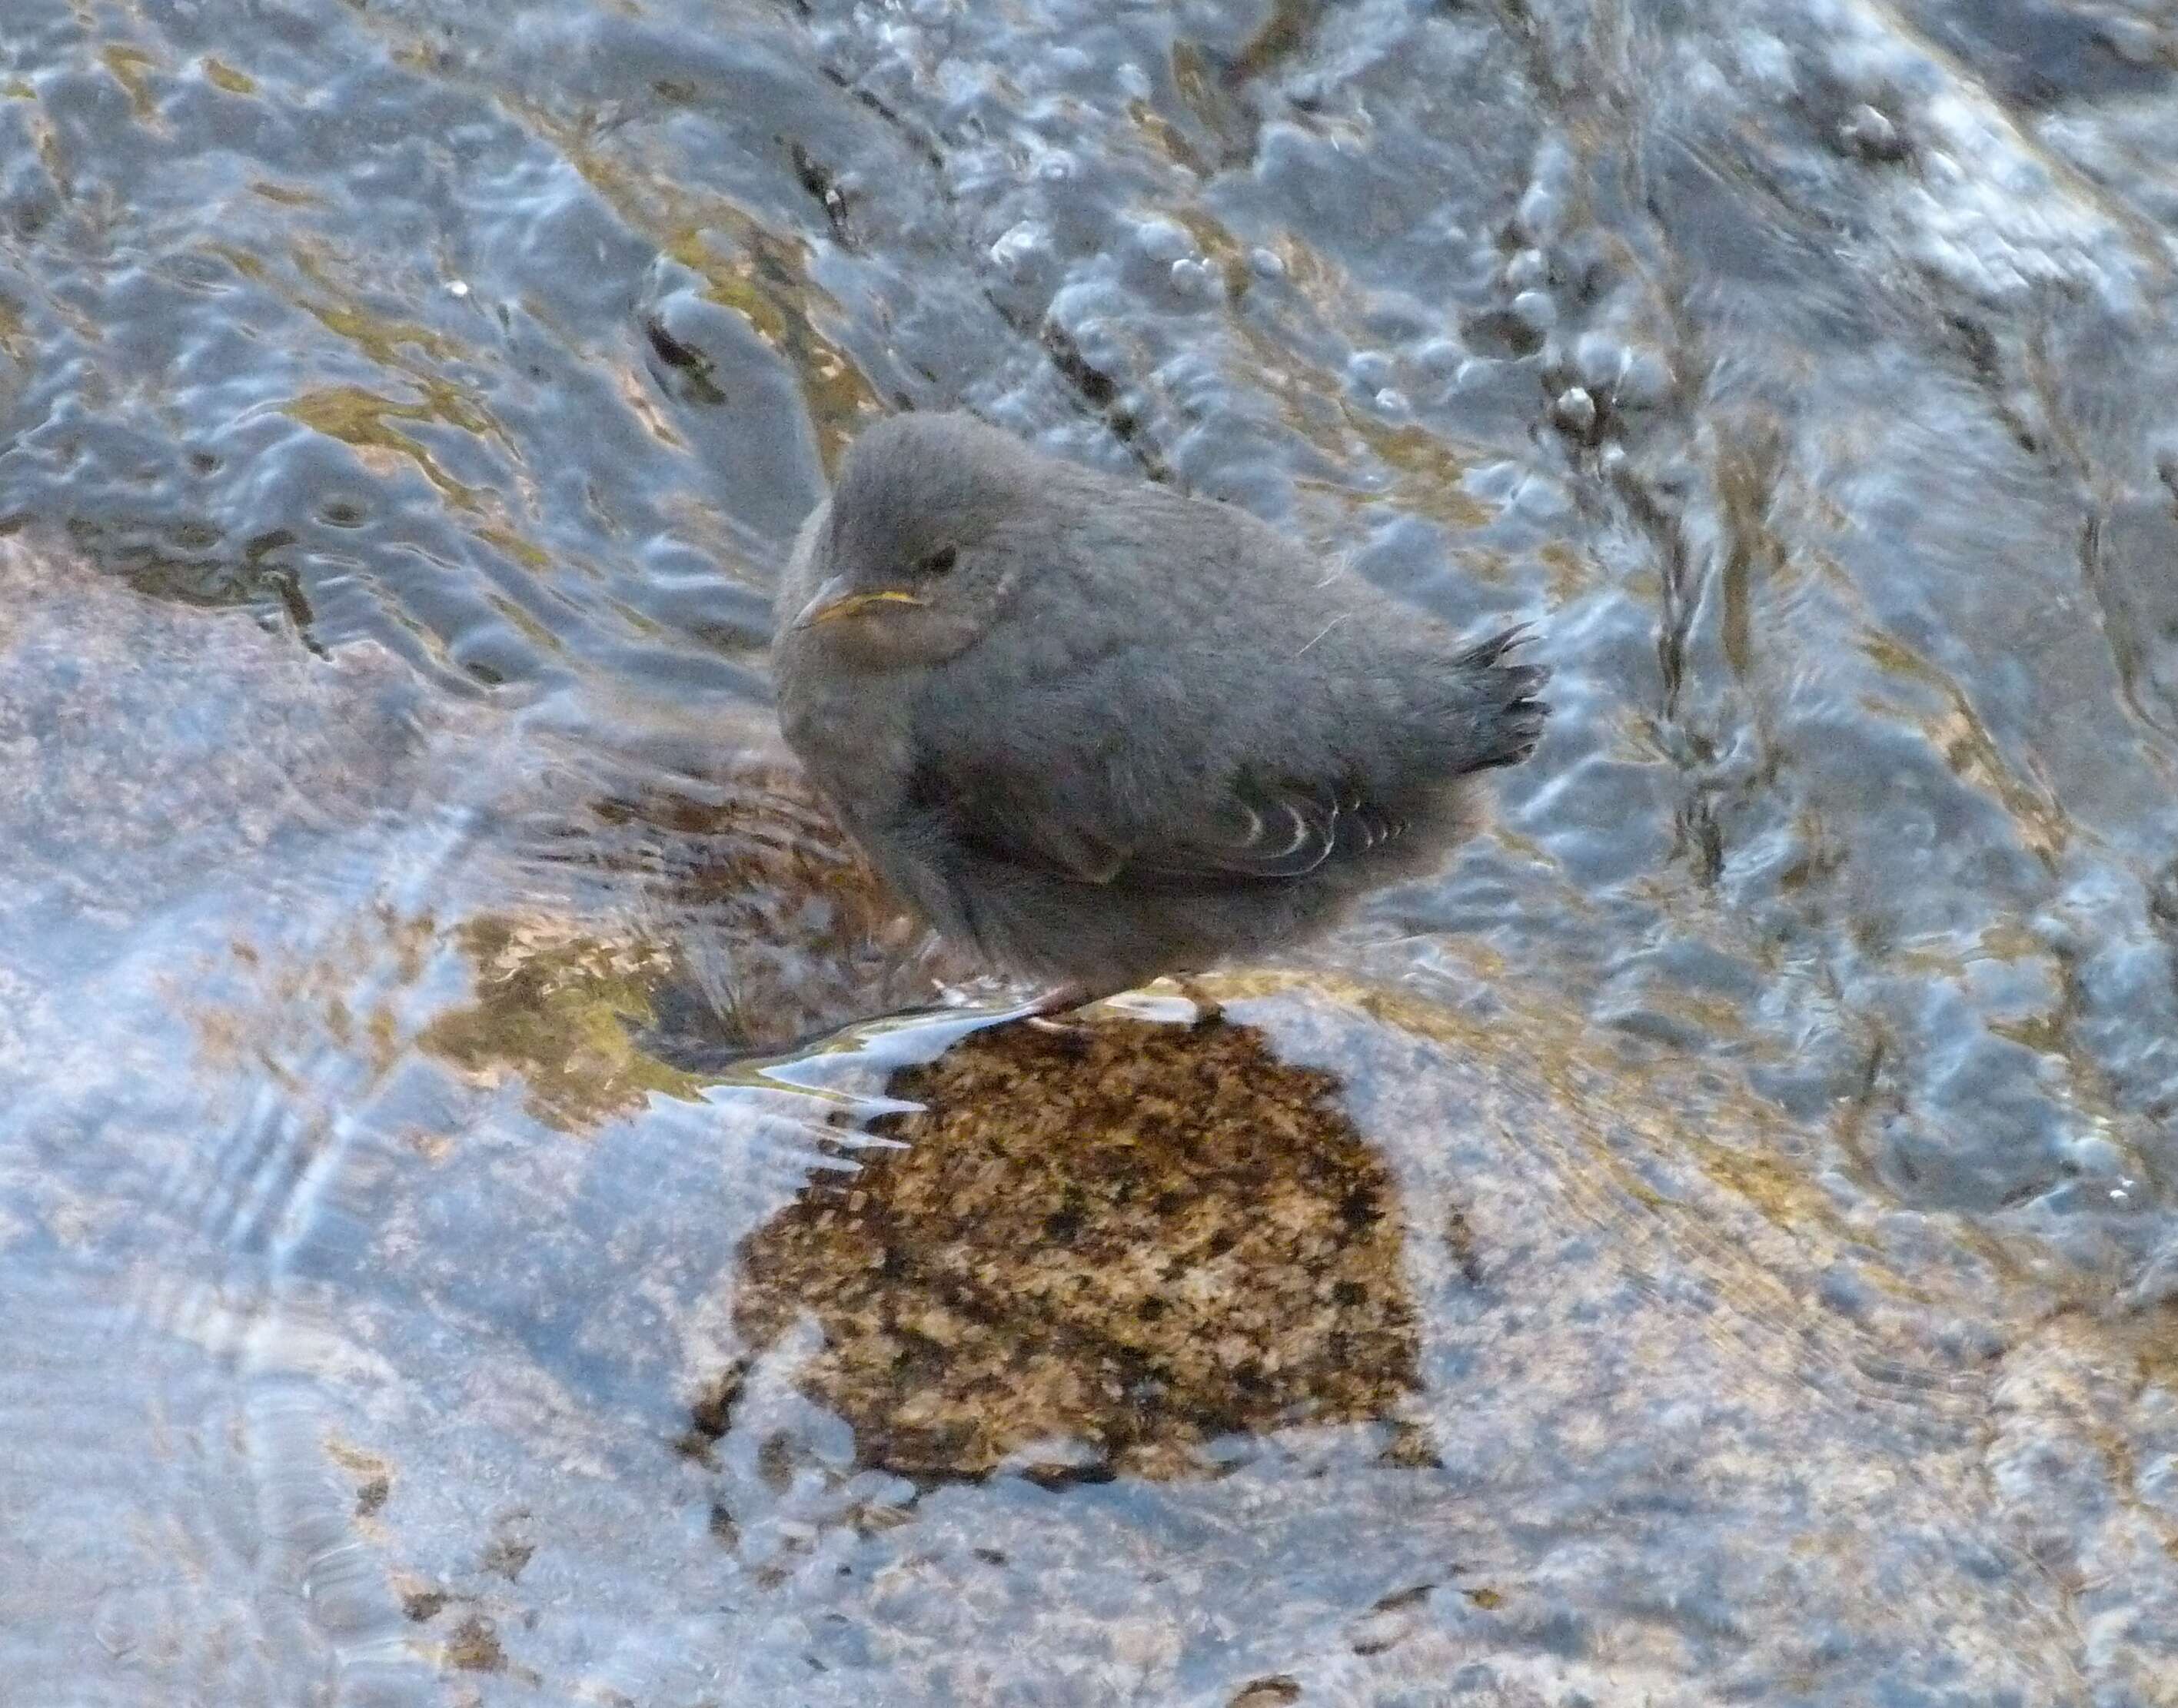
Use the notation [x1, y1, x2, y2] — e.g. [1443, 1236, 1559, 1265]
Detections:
[772, 413, 1547, 995]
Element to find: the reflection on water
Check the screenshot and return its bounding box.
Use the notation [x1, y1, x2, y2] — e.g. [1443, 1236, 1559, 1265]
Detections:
[3, 0, 2178, 1699]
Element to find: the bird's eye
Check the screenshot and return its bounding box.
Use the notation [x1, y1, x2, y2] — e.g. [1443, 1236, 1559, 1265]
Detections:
[915, 544, 959, 577]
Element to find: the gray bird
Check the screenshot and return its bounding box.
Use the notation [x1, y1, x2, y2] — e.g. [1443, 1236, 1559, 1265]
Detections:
[771, 412, 1547, 1015]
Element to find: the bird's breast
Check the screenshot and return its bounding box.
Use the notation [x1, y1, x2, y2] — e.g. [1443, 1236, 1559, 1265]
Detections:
[775, 643, 918, 820]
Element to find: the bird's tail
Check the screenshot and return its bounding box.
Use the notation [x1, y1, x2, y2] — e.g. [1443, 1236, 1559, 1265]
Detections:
[1450, 624, 1550, 773]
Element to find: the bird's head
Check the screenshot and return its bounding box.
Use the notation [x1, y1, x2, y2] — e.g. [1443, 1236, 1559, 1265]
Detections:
[786, 412, 1042, 669]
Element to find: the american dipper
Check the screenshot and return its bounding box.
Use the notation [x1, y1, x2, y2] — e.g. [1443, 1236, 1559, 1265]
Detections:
[772, 413, 1548, 1013]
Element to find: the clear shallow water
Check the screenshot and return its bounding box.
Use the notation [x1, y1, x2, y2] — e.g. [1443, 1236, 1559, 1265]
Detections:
[2, 0, 2176, 1701]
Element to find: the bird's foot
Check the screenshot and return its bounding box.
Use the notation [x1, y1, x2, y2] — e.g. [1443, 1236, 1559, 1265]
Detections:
[1021, 977, 1222, 1034]
[1010, 980, 1219, 1032]
[1020, 980, 1112, 1036]
[1172, 976, 1225, 1028]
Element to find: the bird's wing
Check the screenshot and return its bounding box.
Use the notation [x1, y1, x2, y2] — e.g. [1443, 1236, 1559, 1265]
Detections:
[1122, 773, 1409, 880]
[906, 753, 1407, 889]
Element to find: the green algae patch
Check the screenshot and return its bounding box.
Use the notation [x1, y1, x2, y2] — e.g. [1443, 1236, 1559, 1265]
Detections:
[420, 915, 705, 1133]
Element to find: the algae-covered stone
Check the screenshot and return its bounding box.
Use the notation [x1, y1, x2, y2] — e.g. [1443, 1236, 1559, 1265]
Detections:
[731, 1015, 1421, 1482]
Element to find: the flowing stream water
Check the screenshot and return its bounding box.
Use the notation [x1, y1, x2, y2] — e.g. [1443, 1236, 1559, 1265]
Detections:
[4, 0, 2178, 1702]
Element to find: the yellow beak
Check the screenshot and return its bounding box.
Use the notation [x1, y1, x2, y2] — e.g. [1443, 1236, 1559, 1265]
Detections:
[793, 575, 927, 630]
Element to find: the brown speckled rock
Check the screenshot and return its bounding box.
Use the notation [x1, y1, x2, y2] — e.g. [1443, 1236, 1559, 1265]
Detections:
[730, 1015, 1421, 1482]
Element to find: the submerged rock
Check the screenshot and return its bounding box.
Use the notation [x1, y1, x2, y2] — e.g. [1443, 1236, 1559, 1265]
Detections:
[730, 1015, 1421, 1484]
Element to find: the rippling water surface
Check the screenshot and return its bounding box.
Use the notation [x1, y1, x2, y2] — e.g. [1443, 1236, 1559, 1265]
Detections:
[5, 0, 2178, 1701]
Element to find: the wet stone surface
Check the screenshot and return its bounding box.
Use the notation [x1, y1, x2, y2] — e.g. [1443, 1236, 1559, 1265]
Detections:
[2, 0, 2178, 1701]
[727, 1015, 1422, 1486]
